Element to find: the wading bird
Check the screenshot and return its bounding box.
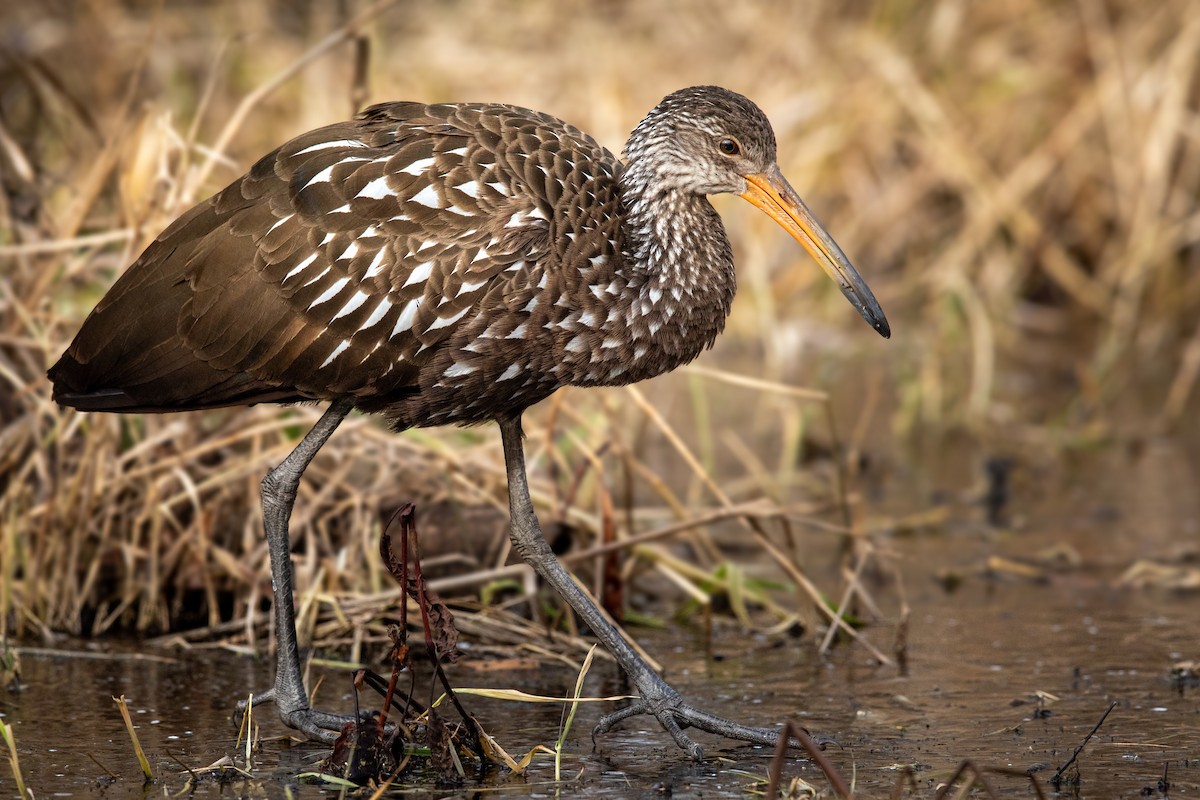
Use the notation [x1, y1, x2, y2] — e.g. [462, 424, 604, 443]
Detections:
[49, 86, 888, 759]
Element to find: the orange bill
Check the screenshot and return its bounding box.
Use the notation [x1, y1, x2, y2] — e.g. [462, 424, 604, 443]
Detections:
[740, 164, 890, 338]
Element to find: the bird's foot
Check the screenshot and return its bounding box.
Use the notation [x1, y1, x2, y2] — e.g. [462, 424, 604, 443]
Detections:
[593, 685, 801, 761]
[234, 690, 362, 744]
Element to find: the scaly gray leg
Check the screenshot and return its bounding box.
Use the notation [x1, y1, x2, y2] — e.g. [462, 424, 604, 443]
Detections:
[258, 398, 356, 742]
[497, 415, 795, 760]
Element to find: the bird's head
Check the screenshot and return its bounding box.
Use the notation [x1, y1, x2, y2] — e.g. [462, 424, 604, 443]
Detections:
[625, 86, 890, 339]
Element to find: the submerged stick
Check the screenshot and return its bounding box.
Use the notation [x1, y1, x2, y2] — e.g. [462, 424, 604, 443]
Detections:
[934, 759, 999, 798]
[113, 694, 153, 781]
[764, 721, 851, 799]
[556, 644, 597, 782]
[1, 720, 31, 799]
[1050, 701, 1117, 787]
[234, 692, 255, 769]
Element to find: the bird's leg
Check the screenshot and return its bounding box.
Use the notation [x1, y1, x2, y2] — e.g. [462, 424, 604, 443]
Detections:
[255, 398, 357, 741]
[497, 416, 795, 761]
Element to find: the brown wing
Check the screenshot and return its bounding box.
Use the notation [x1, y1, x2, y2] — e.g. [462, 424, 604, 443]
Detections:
[49, 101, 615, 413]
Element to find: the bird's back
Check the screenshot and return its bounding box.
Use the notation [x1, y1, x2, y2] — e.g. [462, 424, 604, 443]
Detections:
[49, 101, 629, 424]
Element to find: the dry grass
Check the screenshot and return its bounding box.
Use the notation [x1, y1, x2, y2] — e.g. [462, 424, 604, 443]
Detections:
[1, 0, 1197, 658]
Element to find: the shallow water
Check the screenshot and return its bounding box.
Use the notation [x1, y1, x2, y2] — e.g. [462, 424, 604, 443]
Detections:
[7, 579, 1198, 797]
[5, 435, 1199, 797]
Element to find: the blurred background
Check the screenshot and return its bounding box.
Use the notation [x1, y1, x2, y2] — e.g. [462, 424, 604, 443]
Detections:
[1, 0, 1197, 681]
[3, 1, 1200, 793]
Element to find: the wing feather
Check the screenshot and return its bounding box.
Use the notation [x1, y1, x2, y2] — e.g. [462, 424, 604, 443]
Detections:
[50, 100, 621, 415]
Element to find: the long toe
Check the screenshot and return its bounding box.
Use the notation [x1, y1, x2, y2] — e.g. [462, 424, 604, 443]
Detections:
[235, 688, 276, 714]
[595, 701, 704, 760]
[594, 698, 798, 760]
[673, 704, 800, 749]
[281, 707, 373, 743]
[237, 692, 367, 744]
[594, 701, 649, 735]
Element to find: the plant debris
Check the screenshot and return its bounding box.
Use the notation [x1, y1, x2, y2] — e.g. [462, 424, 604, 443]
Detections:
[320, 503, 484, 786]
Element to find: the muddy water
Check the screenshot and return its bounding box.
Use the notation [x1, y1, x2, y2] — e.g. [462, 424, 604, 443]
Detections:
[5, 435, 1199, 797]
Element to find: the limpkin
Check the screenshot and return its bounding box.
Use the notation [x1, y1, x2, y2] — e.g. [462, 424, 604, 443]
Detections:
[49, 86, 889, 759]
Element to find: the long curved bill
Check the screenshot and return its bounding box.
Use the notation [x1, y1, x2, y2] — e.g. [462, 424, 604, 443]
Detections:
[740, 164, 890, 338]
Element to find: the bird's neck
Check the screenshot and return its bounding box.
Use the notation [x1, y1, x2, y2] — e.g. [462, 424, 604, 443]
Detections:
[588, 174, 737, 384]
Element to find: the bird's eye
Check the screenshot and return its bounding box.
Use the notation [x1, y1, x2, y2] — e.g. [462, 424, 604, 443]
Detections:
[718, 138, 741, 156]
